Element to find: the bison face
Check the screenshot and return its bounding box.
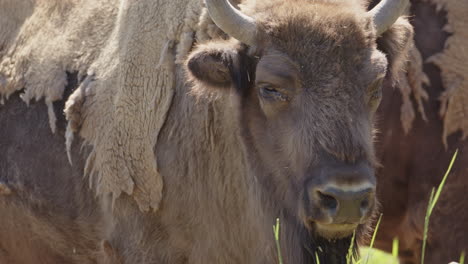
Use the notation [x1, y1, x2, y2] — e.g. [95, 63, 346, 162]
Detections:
[187, 0, 412, 241]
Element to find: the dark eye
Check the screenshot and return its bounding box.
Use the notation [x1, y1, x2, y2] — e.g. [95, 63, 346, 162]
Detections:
[258, 84, 289, 101]
[263, 86, 277, 93]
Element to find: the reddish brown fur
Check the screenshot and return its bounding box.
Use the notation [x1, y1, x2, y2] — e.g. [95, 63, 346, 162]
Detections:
[373, 1, 468, 263]
[0, 0, 413, 263]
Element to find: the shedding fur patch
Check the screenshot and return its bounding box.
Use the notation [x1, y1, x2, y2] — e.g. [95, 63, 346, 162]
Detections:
[175, 1, 203, 63]
[0, 0, 118, 132]
[421, 0, 468, 146]
[1, 0, 208, 211]
[67, 0, 212, 211]
[398, 44, 430, 133]
[64, 74, 94, 164]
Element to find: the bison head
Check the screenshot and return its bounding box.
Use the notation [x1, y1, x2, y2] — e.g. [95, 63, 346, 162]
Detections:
[187, 0, 411, 253]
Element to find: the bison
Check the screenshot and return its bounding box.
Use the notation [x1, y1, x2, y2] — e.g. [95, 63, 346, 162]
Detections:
[0, 0, 411, 263]
[372, 0, 468, 263]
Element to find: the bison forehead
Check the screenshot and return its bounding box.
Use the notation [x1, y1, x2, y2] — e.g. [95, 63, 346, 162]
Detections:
[254, 1, 376, 67]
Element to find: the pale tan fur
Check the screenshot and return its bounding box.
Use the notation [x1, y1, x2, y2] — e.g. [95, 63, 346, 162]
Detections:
[0, 0, 208, 211]
[0, 0, 117, 132]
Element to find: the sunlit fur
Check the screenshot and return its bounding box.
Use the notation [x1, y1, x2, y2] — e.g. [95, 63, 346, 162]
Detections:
[186, 0, 412, 263]
[0, 0, 413, 264]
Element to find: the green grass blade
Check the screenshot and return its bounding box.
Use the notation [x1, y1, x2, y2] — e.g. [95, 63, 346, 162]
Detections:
[421, 150, 458, 264]
[273, 218, 283, 264]
[421, 188, 435, 264]
[428, 150, 458, 216]
[369, 214, 383, 249]
[460, 251, 466, 264]
[392, 238, 399, 262]
[346, 230, 356, 264]
[315, 251, 321, 264]
[364, 214, 383, 264]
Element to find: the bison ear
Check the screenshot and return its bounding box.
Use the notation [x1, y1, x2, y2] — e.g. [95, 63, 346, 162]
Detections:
[186, 41, 240, 91]
[376, 17, 414, 80]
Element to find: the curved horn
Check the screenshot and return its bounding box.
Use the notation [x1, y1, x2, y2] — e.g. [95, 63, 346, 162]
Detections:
[205, 0, 257, 45]
[368, 0, 409, 35]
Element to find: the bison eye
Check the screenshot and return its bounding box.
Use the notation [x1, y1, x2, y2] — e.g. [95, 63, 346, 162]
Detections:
[258, 84, 289, 102]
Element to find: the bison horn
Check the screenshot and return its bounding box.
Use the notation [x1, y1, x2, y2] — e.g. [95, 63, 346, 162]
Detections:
[368, 0, 409, 35]
[205, 0, 257, 45]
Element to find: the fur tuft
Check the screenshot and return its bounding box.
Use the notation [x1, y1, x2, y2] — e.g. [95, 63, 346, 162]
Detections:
[376, 17, 414, 82]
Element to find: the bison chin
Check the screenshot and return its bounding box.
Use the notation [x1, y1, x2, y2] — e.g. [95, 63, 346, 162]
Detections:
[313, 222, 359, 240]
[290, 221, 361, 264]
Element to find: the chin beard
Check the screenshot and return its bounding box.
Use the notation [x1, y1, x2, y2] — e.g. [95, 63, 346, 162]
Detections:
[280, 214, 359, 264]
[312, 235, 358, 264]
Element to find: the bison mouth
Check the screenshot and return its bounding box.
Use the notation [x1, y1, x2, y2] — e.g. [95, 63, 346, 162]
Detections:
[301, 228, 357, 264]
[282, 213, 358, 264]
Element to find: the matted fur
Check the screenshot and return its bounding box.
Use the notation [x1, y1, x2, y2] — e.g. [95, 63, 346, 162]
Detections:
[395, 0, 468, 144]
[398, 44, 430, 133]
[0, 0, 214, 211]
[425, 0, 468, 146]
[0, 0, 117, 132]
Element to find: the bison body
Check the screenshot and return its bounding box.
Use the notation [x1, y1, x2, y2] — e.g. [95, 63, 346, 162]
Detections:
[374, 1, 468, 263]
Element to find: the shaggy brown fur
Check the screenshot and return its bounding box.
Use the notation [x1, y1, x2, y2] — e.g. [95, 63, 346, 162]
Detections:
[373, 1, 468, 263]
[0, 0, 412, 263]
[394, 0, 468, 143]
[427, 0, 468, 145]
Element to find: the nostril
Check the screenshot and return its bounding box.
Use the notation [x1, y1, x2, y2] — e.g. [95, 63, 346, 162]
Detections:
[360, 199, 369, 210]
[317, 191, 338, 211]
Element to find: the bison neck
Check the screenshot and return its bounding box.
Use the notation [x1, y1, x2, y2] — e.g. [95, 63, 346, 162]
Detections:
[150, 84, 274, 262]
